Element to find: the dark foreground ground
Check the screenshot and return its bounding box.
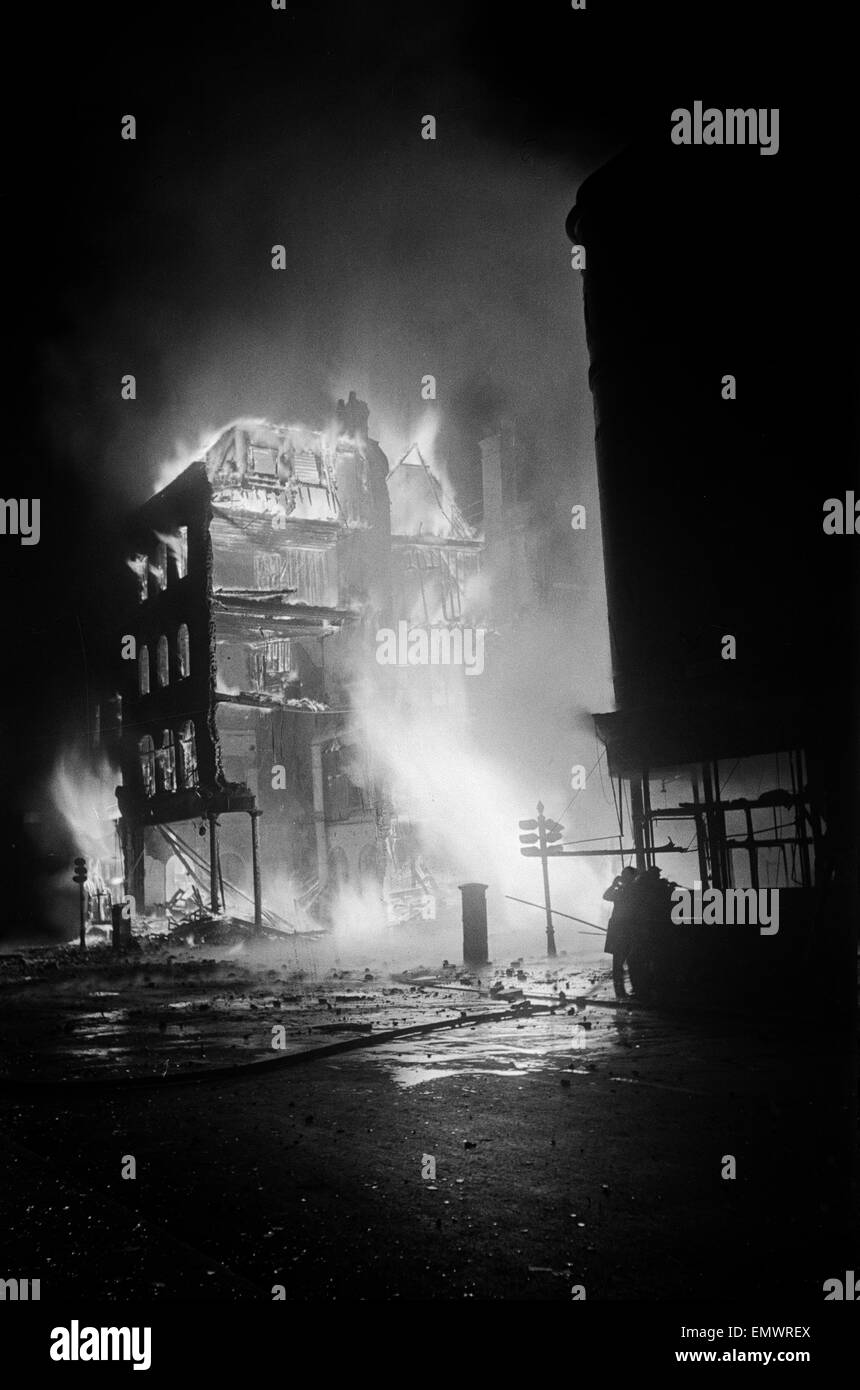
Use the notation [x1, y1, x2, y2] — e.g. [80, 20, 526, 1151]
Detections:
[0, 943, 855, 1301]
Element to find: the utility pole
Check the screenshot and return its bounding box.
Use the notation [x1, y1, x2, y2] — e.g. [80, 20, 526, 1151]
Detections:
[537, 803, 558, 958]
[518, 801, 563, 958]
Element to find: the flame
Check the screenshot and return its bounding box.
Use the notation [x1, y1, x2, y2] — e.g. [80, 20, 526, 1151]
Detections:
[154, 530, 183, 561]
[407, 409, 447, 483]
[150, 405, 472, 542]
[211, 486, 284, 517]
[153, 417, 272, 494]
[349, 670, 608, 938]
[387, 447, 472, 540]
[49, 750, 122, 889]
[322, 417, 344, 455]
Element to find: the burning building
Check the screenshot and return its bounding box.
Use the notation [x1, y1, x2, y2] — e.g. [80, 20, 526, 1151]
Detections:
[104, 394, 486, 934]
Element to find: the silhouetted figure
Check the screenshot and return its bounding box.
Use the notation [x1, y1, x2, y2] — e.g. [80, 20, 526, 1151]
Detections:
[603, 866, 637, 999]
[628, 866, 675, 1002]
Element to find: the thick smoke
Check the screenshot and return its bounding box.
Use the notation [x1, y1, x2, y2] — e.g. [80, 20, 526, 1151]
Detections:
[42, 104, 609, 514]
[33, 13, 625, 955]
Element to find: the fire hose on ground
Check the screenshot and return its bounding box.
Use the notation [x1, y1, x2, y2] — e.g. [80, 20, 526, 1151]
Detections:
[0, 993, 598, 1095]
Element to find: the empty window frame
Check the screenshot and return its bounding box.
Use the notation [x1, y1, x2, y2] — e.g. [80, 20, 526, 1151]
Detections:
[178, 720, 198, 788]
[156, 635, 169, 687]
[248, 638, 292, 691]
[282, 548, 329, 604]
[327, 846, 349, 887]
[138, 644, 151, 696]
[139, 735, 156, 797]
[248, 646, 265, 691]
[133, 554, 148, 603]
[254, 550, 288, 589]
[249, 445, 278, 476]
[177, 623, 191, 678]
[152, 542, 168, 592]
[265, 638, 291, 677]
[176, 526, 188, 579]
[291, 450, 322, 484]
[156, 729, 177, 794]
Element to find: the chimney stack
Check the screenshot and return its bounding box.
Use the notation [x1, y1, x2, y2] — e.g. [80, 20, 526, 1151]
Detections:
[336, 390, 370, 443]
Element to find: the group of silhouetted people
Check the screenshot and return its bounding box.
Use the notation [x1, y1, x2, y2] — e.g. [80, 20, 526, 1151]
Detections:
[602, 865, 676, 1002]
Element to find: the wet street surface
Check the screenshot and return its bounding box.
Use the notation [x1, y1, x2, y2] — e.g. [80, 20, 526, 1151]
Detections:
[0, 945, 854, 1300]
[0, 945, 592, 1082]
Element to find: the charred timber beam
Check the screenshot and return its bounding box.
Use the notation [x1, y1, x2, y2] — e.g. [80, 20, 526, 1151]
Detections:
[250, 809, 263, 931]
[791, 749, 813, 887]
[640, 802, 808, 819]
[390, 535, 483, 550]
[744, 806, 760, 890]
[629, 778, 647, 871]
[690, 774, 710, 887]
[641, 772, 654, 866]
[677, 792, 799, 812]
[725, 836, 814, 850]
[208, 814, 220, 914]
[310, 740, 329, 888]
[701, 762, 726, 890]
[213, 609, 355, 633]
[214, 692, 327, 711]
[214, 587, 298, 598]
[117, 788, 257, 824]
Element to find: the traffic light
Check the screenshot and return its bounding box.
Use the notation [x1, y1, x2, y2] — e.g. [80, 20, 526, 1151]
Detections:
[72, 857, 88, 886]
[518, 818, 539, 846]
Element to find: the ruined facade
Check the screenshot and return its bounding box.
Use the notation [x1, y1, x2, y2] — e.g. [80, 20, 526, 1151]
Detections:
[108, 396, 485, 930]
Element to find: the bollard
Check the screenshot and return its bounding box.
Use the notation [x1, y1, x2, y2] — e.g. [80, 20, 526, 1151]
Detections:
[111, 902, 131, 950]
[459, 882, 489, 967]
